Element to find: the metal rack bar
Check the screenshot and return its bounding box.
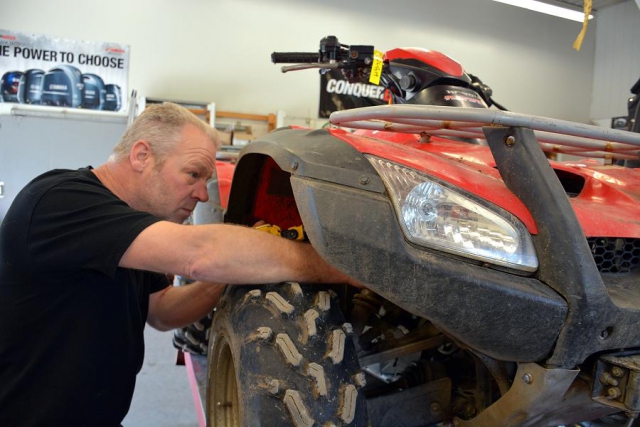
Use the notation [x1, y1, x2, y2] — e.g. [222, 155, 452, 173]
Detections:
[330, 105, 640, 159]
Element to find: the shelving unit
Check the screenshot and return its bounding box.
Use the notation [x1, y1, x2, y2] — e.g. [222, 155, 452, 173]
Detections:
[137, 96, 285, 147]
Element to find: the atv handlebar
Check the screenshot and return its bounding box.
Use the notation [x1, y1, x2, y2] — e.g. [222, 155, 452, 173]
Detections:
[271, 36, 373, 71]
[271, 36, 344, 66]
[271, 36, 505, 110]
[271, 52, 320, 64]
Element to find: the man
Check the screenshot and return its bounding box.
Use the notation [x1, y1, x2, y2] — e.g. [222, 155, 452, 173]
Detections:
[0, 102, 355, 426]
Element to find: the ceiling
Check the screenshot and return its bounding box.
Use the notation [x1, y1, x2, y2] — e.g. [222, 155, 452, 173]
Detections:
[537, 0, 630, 12]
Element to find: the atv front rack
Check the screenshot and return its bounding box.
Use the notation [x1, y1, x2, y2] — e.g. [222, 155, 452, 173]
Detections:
[330, 105, 640, 161]
[331, 105, 640, 370]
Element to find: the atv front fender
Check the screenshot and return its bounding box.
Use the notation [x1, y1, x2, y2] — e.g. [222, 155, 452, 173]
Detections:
[225, 127, 386, 228]
[225, 127, 567, 363]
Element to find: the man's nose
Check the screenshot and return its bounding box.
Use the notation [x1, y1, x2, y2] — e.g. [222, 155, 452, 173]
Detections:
[194, 181, 209, 202]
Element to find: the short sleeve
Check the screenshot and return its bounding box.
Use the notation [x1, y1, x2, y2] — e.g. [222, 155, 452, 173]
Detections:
[148, 272, 171, 294]
[28, 176, 162, 278]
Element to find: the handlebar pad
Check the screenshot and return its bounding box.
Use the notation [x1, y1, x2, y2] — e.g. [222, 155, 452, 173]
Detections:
[271, 52, 320, 64]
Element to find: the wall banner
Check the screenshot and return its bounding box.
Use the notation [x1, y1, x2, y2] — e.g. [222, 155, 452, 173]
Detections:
[0, 29, 130, 112]
[318, 69, 390, 119]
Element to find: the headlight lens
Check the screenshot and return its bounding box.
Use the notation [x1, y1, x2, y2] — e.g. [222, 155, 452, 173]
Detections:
[367, 156, 538, 272]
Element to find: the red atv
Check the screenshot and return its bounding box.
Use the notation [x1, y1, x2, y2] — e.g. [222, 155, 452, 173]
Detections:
[201, 36, 640, 427]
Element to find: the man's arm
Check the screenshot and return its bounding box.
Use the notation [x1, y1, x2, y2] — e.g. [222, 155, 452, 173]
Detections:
[147, 281, 225, 331]
[120, 221, 355, 286]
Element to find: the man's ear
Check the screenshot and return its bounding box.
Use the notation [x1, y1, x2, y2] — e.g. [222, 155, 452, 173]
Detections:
[129, 140, 152, 172]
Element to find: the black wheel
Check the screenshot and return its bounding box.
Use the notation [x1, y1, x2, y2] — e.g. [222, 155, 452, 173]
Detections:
[172, 275, 212, 355]
[172, 311, 213, 355]
[206, 282, 368, 427]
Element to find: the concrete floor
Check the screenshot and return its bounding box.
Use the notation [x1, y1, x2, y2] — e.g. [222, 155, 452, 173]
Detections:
[122, 326, 200, 427]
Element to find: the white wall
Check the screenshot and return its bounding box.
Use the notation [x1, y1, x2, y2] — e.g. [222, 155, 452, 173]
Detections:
[591, 0, 640, 123]
[0, 114, 127, 220]
[0, 0, 600, 124]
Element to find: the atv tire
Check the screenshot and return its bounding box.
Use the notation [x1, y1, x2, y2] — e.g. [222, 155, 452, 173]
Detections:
[206, 282, 368, 427]
[172, 312, 213, 355]
[172, 275, 212, 355]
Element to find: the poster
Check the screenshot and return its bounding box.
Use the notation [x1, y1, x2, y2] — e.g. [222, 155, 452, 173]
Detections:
[0, 29, 130, 112]
[318, 69, 390, 118]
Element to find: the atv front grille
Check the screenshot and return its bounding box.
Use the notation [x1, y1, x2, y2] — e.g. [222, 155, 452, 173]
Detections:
[588, 237, 640, 274]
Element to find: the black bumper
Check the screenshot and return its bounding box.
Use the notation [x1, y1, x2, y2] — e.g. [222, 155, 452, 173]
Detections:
[291, 176, 567, 363]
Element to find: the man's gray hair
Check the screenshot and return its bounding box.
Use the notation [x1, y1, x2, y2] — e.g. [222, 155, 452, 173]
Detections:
[109, 102, 220, 165]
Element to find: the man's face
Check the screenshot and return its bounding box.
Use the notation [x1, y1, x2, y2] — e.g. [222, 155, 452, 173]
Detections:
[142, 124, 217, 223]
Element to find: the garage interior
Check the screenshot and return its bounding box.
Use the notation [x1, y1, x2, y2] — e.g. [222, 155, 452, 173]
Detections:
[1, 1, 640, 426]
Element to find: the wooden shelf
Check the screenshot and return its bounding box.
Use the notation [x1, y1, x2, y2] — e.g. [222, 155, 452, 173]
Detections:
[213, 110, 277, 132]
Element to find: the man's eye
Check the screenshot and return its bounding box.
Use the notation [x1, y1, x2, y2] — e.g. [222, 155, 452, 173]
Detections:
[189, 172, 199, 179]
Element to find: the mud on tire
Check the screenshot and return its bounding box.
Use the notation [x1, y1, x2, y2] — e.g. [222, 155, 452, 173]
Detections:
[206, 282, 368, 427]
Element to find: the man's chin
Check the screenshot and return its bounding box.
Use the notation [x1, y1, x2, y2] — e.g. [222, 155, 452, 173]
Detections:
[174, 210, 192, 223]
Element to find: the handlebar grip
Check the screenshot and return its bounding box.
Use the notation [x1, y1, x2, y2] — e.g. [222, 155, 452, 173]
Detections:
[271, 52, 320, 64]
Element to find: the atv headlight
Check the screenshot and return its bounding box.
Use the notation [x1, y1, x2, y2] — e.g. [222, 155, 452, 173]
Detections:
[367, 156, 538, 272]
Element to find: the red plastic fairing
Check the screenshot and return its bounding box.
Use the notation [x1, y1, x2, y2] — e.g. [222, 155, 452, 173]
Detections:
[385, 48, 464, 77]
[252, 157, 303, 230]
[557, 162, 640, 238]
[330, 127, 640, 238]
[330, 128, 539, 234]
[215, 160, 235, 209]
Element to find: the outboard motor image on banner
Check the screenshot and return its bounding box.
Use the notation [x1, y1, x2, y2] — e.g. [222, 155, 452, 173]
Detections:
[0, 30, 129, 111]
[81, 73, 106, 110]
[40, 65, 84, 107]
[1, 71, 24, 103]
[103, 84, 121, 111]
[17, 69, 45, 104]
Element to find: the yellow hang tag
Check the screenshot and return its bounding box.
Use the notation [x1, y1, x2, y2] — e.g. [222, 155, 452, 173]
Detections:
[369, 49, 384, 86]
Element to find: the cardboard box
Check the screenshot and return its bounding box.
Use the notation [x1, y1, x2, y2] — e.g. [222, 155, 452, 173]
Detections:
[217, 130, 233, 146]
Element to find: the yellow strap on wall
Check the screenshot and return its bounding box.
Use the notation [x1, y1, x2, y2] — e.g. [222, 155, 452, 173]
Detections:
[573, 0, 592, 51]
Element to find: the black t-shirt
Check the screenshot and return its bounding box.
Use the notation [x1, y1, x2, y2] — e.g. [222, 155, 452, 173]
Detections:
[0, 167, 170, 426]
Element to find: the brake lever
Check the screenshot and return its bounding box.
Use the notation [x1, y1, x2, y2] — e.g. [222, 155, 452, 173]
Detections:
[280, 63, 342, 73]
